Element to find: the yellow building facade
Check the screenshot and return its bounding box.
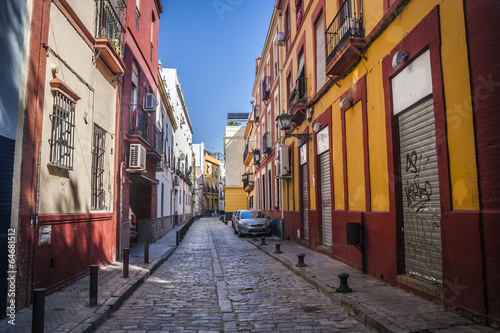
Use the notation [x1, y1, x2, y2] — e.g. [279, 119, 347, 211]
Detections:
[246, 0, 500, 325]
[204, 154, 220, 215]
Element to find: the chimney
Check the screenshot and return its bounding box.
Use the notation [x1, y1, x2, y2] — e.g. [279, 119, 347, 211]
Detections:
[255, 57, 261, 76]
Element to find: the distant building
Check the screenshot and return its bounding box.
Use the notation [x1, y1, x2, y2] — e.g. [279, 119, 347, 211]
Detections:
[204, 153, 220, 216]
[219, 163, 226, 214]
[193, 143, 206, 216]
[223, 114, 248, 221]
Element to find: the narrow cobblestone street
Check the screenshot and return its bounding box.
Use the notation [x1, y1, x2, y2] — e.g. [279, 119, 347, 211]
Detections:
[96, 217, 373, 332]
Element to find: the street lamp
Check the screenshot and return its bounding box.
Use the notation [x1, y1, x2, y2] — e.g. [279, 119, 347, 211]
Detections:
[276, 113, 294, 131]
[276, 114, 312, 142]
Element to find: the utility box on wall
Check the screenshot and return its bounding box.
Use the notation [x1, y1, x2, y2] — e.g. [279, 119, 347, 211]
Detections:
[346, 222, 361, 245]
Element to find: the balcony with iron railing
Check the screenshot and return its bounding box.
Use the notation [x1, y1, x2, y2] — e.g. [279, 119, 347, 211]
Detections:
[129, 104, 150, 144]
[242, 173, 255, 192]
[243, 141, 254, 166]
[128, 104, 162, 163]
[288, 76, 307, 123]
[262, 76, 271, 102]
[325, 0, 364, 77]
[262, 132, 272, 155]
[95, 0, 126, 74]
[153, 126, 162, 155]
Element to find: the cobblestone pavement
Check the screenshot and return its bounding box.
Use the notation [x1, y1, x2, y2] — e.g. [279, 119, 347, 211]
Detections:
[0, 224, 179, 333]
[96, 217, 373, 332]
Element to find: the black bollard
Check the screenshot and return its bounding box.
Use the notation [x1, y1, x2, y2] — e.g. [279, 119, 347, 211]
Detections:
[144, 240, 149, 264]
[123, 248, 129, 278]
[260, 237, 267, 245]
[32, 288, 45, 333]
[89, 265, 98, 306]
[176, 230, 180, 245]
[336, 272, 352, 293]
[296, 254, 307, 267]
[274, 243, 283, 254]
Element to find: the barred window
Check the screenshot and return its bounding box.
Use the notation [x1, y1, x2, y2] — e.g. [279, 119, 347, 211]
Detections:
[49, 91, 75, 169]
[91, 124, 106, 210]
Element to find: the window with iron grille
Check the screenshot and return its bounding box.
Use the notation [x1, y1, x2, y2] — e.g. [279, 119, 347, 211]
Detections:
[91, 124, 106, 210]
[49, 91, 75, 169]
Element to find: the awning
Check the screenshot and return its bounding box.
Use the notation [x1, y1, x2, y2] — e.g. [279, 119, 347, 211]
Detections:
[129, 171, 159, 185]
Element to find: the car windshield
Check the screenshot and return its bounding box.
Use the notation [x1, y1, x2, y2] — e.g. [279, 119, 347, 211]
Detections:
[240, 211, 266, 219]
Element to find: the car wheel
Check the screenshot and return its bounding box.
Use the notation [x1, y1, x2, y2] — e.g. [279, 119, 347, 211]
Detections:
[237, 228, 243, 237]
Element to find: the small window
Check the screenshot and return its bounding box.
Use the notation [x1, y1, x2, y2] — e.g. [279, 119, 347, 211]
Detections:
[49, 91, 76, 169]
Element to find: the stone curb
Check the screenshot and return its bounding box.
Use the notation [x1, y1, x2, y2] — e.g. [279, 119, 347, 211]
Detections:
[248, 239, 402, 333]
[68, 246, 177, 333]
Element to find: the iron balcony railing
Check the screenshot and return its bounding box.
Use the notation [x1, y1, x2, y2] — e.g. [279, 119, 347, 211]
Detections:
[289, 77, 307, 113]
[153, 126, 163, 154]
[262, 132, 271, 154]
[129, 104, 150, 144]
[242, 173, 255, 190]
[325, 0, 364, 64]
[262, 76, 271, 101]
[135, 6, 140, 32]
[243, 141, 254, 163]
[96, 0, 126, 58]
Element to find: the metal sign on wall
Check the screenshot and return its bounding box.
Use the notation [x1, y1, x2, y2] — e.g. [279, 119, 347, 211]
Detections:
[300, 143, 307, 165]
[317, 127, 329, 155]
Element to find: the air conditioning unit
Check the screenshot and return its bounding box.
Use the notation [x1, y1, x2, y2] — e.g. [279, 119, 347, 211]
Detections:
[275, 143, 290, 178]
[129, 144, 146, 170]
[276, 32, 286, 46]
[173, 175, 179, 186]
[144, 93, 156, 111]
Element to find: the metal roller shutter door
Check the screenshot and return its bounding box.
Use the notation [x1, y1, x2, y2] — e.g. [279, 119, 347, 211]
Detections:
[399, 97, 442, 284]
[302, 165, 309, 240]
[320, 152, 332, 246]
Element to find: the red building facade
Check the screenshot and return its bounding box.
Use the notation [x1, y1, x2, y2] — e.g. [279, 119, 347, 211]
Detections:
[116, 0, 163, 254]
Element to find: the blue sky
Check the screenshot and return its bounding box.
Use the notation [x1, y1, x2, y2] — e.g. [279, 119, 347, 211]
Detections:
[158, 1, 275, 155]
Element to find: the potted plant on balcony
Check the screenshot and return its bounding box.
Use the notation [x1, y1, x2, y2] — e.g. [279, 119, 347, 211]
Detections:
[100, 26, 108, 38]
[110, 38, 122, 57]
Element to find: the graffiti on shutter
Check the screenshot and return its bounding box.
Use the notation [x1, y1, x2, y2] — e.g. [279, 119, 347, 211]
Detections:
[399, 97, 442, 284]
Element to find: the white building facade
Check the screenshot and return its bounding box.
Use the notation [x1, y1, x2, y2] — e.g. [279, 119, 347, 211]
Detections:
[155, 64, 177, 238]
[160, 68, 194, 225]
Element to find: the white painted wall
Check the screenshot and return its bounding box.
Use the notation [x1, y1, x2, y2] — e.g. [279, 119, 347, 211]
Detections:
[39, 1, 117, 213]
[160, 68, 194, 221]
